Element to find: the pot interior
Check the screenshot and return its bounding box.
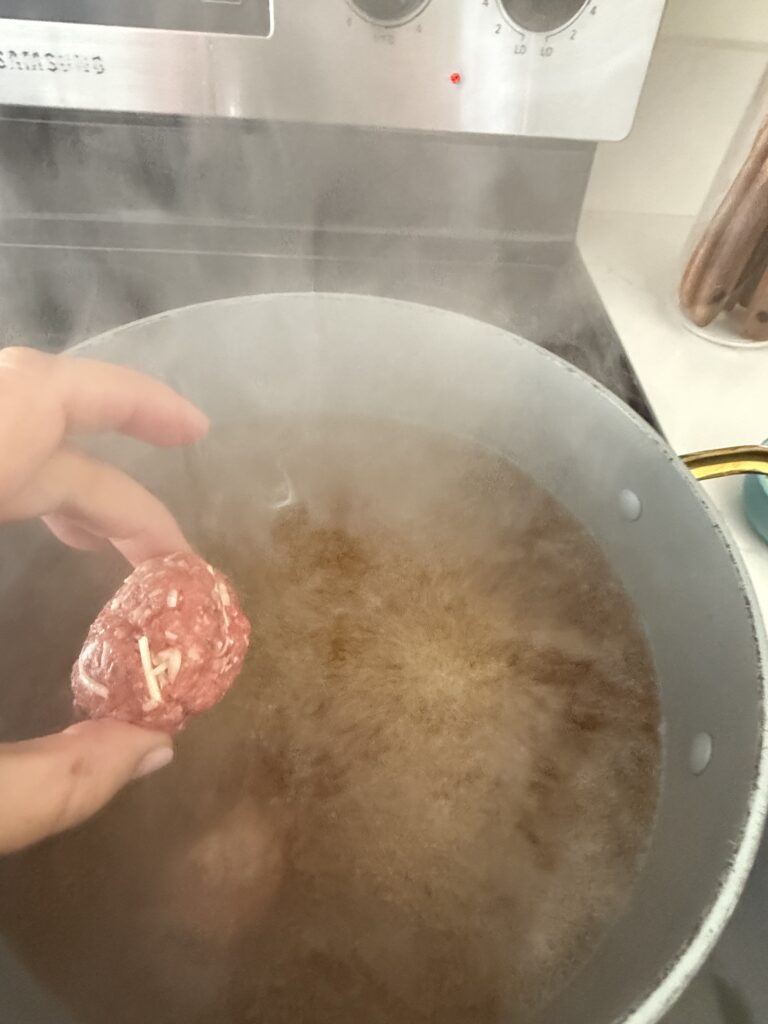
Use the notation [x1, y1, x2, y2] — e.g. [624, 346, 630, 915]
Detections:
[0, 294, 762, 1024]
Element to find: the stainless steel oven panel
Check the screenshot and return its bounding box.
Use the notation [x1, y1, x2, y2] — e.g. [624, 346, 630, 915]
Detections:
[0, 0, 666, 140]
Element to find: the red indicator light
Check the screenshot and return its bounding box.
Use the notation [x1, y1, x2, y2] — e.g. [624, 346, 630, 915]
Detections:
[450, 72, 462, 85]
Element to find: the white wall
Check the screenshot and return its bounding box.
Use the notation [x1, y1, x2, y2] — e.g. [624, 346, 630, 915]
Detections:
[662, 0, 768, 45]
[584, 0, 768, 216]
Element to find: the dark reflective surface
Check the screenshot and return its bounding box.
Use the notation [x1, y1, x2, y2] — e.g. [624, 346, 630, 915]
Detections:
[0, 0, 271, 35]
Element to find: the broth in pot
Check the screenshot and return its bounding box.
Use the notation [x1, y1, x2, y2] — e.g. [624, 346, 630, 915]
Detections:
[0, 415, 660, 1024]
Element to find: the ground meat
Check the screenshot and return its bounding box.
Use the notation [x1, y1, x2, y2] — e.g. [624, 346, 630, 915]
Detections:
[72, 552, 251, 733]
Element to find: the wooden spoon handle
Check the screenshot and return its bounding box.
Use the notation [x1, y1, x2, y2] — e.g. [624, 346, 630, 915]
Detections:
[685, 159, 768, 327]
[743, 261, 768, 340]
[679, 114, 768, 314]
[735, 228, 768, 308]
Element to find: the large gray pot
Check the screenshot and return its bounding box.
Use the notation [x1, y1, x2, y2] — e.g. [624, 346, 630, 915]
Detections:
[0, 293, 765, 1024]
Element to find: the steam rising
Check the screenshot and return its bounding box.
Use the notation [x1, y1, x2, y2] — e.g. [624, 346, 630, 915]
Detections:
[0, 112, 642, 415]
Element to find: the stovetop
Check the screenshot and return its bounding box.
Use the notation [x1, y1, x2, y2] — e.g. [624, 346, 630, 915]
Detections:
[1, 229, 766, 1024]
[0, 229, 658, 428]
[664, 833, 768, 1024]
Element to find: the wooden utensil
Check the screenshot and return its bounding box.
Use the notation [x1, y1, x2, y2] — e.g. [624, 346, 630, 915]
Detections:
[743, 262, 768, 340]
[724, 228, 768, 310]
[679, 114, 768, 315]
[685, 160, 768, 327]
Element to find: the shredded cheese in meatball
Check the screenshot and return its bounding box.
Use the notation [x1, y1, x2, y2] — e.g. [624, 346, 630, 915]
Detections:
[138, 635, 163, 705]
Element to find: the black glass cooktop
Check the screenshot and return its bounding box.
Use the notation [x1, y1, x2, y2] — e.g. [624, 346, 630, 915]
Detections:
[0, 226, 658, 431]
[0, 0, 271, 36]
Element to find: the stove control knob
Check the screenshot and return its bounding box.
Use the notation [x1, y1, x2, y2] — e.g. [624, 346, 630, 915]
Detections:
[499, 0, 586, 33]
[348, 0, 430, 26]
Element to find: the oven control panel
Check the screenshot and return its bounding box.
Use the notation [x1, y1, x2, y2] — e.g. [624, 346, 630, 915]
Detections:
[0, 0, 667, 140]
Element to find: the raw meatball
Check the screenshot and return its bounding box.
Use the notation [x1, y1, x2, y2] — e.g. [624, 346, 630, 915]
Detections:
[72, 552, 251, 733]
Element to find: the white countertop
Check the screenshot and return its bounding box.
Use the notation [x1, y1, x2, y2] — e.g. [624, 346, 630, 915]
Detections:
[579, 209, 768, 621]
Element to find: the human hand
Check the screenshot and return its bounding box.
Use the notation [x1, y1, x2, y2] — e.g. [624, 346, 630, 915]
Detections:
[0, 347, 208, 853]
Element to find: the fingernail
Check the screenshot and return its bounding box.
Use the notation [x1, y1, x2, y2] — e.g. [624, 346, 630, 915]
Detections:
[133, 745, 174, 780]
[188, 405, 210, 436]
[63, 721, 89, 737]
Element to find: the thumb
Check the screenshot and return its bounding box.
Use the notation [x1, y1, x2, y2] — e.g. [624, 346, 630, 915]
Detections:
[0, 719, 174, 855]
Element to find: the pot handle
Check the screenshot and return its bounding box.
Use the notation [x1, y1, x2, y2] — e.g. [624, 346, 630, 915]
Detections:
[682, 445, 768, 481]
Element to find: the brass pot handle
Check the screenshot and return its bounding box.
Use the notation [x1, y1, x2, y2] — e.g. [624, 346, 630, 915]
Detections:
[682, 445, 768, 481]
